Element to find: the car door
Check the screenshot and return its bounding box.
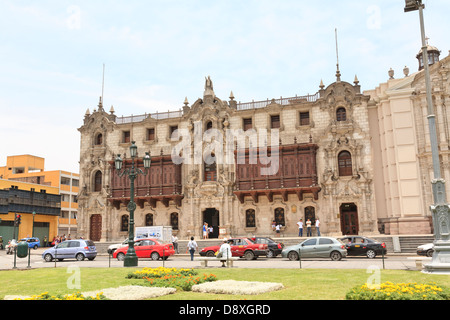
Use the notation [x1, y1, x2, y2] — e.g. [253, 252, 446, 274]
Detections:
[299, 238, 317, 258]
[351, 237, 367, 256]
[230, 239, 245, 257]
[68, 241, 81, 259]
[134, 240, 147, 258]
[317, 238, 335, 257]
[54, 241, 70, 259]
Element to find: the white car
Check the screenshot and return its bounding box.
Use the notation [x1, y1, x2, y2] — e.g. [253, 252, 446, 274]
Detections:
[417, 243, 434, 257]
[107, 239, 128, 254]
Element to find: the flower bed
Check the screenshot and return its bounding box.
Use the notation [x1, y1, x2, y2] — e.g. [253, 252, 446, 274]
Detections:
[8, 292, 108, 300]
[192, 280, 284, 295]
[346, 281, 450, 300]
[129, 267, 217, 292]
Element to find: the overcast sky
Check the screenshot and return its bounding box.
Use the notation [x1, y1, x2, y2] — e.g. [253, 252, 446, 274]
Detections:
[0, 0, 448, 173]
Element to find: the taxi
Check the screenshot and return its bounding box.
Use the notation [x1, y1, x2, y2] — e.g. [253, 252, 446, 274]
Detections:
[199, 237, 268, 260]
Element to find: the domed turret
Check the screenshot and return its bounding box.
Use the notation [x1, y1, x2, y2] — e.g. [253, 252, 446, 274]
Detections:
[416, 42, 440, 71]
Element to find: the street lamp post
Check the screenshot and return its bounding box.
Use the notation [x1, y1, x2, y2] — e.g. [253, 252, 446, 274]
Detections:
[404, 0, 450, 274]
[27, 211, 36, 269]
[114, 141, 151, 267]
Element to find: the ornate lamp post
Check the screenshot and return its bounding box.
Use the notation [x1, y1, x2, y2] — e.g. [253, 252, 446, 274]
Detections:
[114, 141, 151, 267]
[404, 0, 450, 274]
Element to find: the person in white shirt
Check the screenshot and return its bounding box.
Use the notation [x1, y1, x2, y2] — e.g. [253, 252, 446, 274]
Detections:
[218, 238, 232, 267]
[296, 219, 303, 237]
[315, 218, 321, 236]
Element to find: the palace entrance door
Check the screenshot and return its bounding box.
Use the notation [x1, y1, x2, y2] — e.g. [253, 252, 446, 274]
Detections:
[203, 208, 219, 238]
[340, 203, 359, 235]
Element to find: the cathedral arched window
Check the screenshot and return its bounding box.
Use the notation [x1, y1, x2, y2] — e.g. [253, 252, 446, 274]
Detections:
[336, 107, 347, 122]
[95, 133, 103, 145]
[204, 153, 216, 181]
[121, 214, 129, 232]
[338, 151, 352, 176]
[170, 212, 179, 230]
[274, 207, 285, 226]
[94, 171, 102, 192]
[245, 209, 256, 228]
[145, 213, 153, 226]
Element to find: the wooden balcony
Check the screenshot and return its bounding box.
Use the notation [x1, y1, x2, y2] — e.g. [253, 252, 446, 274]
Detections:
[108, 155, 183, 209]
[233, 143, 321, 203]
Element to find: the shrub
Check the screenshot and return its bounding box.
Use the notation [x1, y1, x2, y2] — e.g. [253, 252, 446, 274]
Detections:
[346, 281, 450, 300]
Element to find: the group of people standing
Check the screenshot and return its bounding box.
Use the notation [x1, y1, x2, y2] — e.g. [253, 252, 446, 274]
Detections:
[296, 218, 320, 237]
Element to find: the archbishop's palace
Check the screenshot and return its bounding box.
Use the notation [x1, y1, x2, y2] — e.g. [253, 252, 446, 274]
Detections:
[77, 45, 450, 242]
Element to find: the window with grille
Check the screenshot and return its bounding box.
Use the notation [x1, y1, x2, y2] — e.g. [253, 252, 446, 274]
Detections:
[271, 115, 280, 129]
[338, 151, 352, 176]
[299, 112, 310, 126]
[122, 131, 130, 143]
[147, 128, 155, 141]
[336, 107, 347, 122]
[243, 118, 252, 131]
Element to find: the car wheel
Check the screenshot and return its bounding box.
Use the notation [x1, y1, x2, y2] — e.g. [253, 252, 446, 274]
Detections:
[117, 252, 125, 261]
[76, 253, 85, 261]
[287, 251, 299, 261]
[206, 251, 215, 257]
[266, 250, 275, 258]
[366, 249, 376, 259]
[330, 251, 342, 261]
[426, 249, 434, 257]
[151, 252, 160, 260]
[244, 250, 255, 260]
[44, 253, 53, 262]
[33, 245, 38, 250]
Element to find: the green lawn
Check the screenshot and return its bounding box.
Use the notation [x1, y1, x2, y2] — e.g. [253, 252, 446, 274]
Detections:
[1, 267, 449, 300]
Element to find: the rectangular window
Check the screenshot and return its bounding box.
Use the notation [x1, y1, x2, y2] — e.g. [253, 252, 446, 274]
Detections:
[122, 131, 131, 143]
[270, 115, 280, 129]
[60, 177, 71, 185]
[243, 118, 252, 131]
[170, 126, 178, 139]
[147, 128, 155, 141]
[72, 179, 79, 187]
[299, 112, 310, 126]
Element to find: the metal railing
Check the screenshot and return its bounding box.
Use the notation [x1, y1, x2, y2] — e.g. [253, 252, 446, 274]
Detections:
[114, 92, 319, 124]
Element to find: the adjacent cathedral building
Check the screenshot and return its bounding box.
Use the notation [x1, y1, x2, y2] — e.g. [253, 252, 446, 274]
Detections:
[77, 46, 450, 242]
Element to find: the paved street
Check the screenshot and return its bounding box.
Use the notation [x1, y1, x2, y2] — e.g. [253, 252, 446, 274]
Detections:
[0, 248, 428, 271]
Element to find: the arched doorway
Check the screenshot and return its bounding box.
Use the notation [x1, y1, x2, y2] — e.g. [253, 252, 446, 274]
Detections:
[340, 203, 358, 235]
[203, 208, 219, 238]
[90, 214, 102, 241]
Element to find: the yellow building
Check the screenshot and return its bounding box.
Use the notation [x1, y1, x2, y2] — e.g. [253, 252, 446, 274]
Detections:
[0, 179, 60, 243]
[0, 155, 79, 237]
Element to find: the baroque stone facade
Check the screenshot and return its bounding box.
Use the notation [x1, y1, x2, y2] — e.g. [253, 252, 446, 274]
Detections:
[78, 50, 450, 241]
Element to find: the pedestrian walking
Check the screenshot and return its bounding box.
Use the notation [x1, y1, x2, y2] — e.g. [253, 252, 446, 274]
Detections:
[297, 219, 303, 237]
[172, 234, 179, 254]
[306, 219, 312, 237]
[203, 222, 208, 239]
[315, 218, 321, 236]
[186, 236, 198, 261]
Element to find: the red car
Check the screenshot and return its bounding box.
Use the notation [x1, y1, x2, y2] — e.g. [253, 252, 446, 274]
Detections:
[113, 238, 175, 261]
[199, 237, 268, 260]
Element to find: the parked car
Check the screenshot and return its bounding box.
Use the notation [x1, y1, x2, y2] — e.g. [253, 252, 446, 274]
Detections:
[199, 237, 268, 260]
[113, 238, 175, 261]
[281, 237, 347, 261]
[42, 239, 97, 262]
[250, 237, 284, 258]
[19, 237, 41, 250]
[339, 236, 387, 259]
[417, 243, 434, 257]
[107, 239, 129, 254]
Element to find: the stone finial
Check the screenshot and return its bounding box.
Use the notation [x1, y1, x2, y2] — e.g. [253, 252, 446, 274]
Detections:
[319, 79, 325, 90]
[388, 68, 394, 80]
[353, 75, 359, 85]
[110, 105, 115, 114]
[403, 66, 410, 77]
[85, 108, 90, 116]
[184, 97, 189, 106]
[204, 75, 215, 100]
[229, 91, 235, 100]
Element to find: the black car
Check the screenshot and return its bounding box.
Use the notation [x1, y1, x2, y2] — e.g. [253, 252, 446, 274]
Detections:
[250, 237, 284, 258]
[339, 236, 387, 259]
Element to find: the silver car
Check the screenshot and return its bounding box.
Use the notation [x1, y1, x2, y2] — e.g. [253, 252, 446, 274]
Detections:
[281, 237, 347, 261]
